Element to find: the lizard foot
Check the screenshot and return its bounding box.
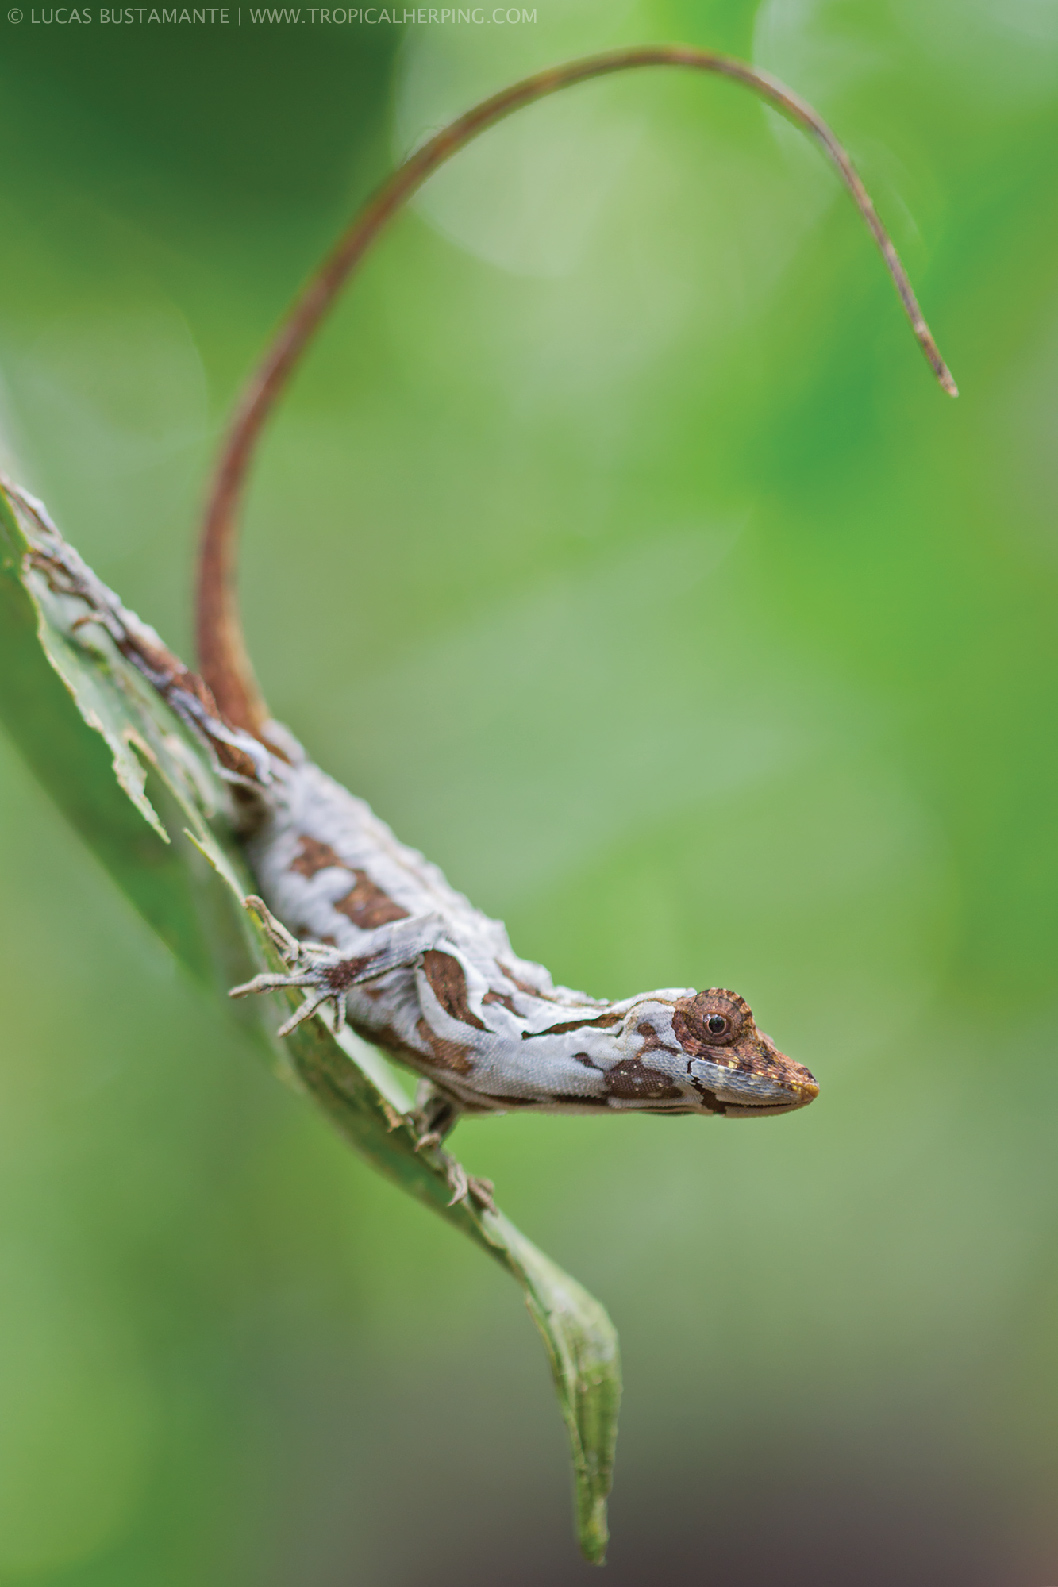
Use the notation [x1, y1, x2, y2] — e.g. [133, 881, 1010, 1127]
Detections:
[230, 896, 351, 1035]
[230, 895, 445, 1038]
[441, 1155, 496, 1214]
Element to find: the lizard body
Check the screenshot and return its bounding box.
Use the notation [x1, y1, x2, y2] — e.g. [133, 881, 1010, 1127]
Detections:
[242, 745, 816, 1121]
[24, 49, 962, 1159]
[7, 477, 817, 1140]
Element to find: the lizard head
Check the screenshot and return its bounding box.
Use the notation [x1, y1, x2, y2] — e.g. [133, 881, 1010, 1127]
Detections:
[671, 988, 818, 1116]
[612, 988, 818, 1117]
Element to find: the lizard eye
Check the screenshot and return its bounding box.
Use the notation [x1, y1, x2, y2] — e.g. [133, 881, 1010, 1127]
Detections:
[672, 989, 749, 1056]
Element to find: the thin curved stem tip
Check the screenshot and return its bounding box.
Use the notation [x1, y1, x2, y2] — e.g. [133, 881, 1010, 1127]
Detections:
[197, 43, 958, 735]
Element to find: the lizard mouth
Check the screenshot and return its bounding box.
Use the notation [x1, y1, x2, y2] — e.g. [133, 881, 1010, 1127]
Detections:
[634, 1076, 817, 1118]
[692, 1062, 819, 1117]
[722, 1082, 819, 1118]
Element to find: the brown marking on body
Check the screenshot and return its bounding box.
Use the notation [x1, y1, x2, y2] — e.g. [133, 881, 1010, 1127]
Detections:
[604, 1057, 682, 1101]
[483, 989, 520, 1016]
[291, 835, 346, 877]
[334, 872, 409, 929]
[499, 962, 561, 1002]
[422, 950, 487, 1030]
[522, 1011, 623, 1040]
[574, 1051, 600, 1070]
[290, 838, 409, 929]
[351, 1019, 424, 1067]
[292, 922, 338, 945]
[322, 955, 376, 991]
[635, 1020, 681, 1058]
[688, 1077, 727, 1114]
[348, 1016, 473, 1077]
[415, 1017, 474, 1074]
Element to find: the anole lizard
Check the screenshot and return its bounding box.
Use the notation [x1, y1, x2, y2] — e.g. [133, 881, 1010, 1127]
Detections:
[14, 48, 958, 1201]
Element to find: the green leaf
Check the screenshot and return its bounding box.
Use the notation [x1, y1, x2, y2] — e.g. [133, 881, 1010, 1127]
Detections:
[0, 476, 620, 1565]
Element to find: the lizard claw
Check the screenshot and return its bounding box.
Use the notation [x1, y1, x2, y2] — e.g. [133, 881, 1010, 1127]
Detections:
[445, 1158, 470, 1207]
[468, 1175, 496, 1215]
[413, 1130, 444, 1153]
[443, 1158, 496, 1214]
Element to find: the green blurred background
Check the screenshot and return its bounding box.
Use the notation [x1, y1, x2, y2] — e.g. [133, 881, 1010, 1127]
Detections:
[1, 0, 1057, 1580]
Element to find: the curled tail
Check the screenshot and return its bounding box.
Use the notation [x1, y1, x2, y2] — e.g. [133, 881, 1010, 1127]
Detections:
[196, 44, 958, 737]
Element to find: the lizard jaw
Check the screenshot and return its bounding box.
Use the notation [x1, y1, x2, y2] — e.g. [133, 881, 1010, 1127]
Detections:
[720, 1073, 820, 1117]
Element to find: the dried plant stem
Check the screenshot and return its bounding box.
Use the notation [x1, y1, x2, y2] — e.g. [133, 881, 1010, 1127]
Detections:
[197, 44, 958, 735]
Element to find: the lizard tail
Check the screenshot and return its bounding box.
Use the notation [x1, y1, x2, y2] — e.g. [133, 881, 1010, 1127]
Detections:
[196, 44, 958, 737]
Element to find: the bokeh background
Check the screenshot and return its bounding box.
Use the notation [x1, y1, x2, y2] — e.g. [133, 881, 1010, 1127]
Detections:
[1, 0, 1057, 1581]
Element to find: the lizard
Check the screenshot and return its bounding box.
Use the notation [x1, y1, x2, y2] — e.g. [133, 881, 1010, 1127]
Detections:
[11, 47, 958, 1197]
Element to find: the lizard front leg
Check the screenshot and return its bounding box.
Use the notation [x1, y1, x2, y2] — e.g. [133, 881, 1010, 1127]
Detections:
[410, 1079, 462, 1149]
[230, 895, 446, 1036]
[233, 898, 495, 1210]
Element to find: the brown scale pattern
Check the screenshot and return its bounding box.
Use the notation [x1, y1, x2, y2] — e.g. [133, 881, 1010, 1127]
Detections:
[289, 835, 409, 928]
[422, 950, 487, 1031]
[604, 1058, 682, 1101]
